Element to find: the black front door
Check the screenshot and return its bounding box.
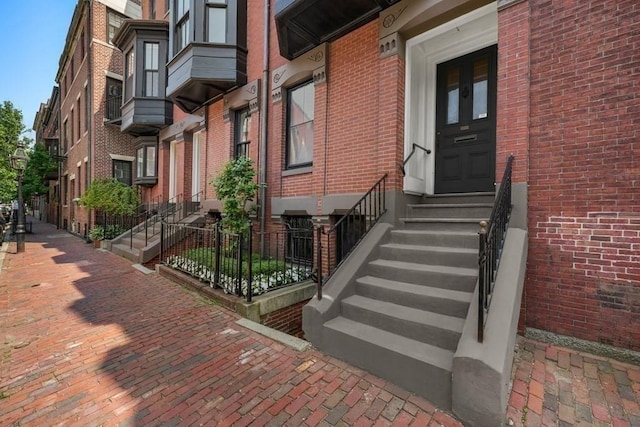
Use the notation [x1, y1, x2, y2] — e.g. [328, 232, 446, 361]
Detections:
[435, 45, 497, 193]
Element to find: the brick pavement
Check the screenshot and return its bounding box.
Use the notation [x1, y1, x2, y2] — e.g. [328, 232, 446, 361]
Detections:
[507, 338, 640, 427]
[0, 219, 462, 426]
[0, 218, 638, 426]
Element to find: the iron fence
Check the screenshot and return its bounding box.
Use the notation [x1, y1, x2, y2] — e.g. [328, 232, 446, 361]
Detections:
[160, 222, 314, 302]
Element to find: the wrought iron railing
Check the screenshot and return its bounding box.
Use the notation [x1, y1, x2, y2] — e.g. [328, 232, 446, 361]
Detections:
[315, 174, 387, 300]
[128, 191, 203, 249]
[105, 95, 122, 121]
[477, 155, 514, 342]
[160, 222, 314, 302]
[401, 143, 431, 176]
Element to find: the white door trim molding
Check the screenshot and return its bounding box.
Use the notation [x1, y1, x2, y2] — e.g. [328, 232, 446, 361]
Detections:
[403, 2, 497, 195]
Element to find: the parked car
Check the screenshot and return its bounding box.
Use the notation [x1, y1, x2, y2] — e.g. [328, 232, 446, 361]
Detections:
[0, 206, 10, 223]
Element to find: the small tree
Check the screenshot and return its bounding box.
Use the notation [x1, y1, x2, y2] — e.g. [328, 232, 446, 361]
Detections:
[79, 178, 139, 215]
[212, 157, 261, 235]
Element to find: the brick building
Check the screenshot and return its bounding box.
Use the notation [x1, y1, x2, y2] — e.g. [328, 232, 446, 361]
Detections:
[52, 0, 141, 235]
[32, 86, 61, 224]
[35, 0, 639, 424]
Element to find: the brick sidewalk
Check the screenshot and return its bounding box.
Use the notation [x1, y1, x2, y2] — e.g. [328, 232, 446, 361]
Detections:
[507, 339, 640, 427]
[0, 219, 462, 426]
[0, 218, 638, 426]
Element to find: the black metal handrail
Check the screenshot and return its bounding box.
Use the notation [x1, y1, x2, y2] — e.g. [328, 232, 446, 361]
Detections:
[315, 174, 387, 300]
[478, 155, 514, 342]
[401, 143, 431, 176]
[128, 190, 203, 249]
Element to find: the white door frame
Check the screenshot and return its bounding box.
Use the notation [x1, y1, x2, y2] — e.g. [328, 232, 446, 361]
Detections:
[191, 131, 201, 202]
[403, 2, 498, 195]
[169, 140, 178, 200]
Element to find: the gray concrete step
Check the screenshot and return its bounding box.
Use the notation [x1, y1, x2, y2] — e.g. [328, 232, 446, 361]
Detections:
[399, 218, 485, 232]
[355, 275, 471, 318]
[367, 259, 477, 292]
[111, 243, 139, 263]
[419, 192, 495, 204]
[407, 203, 493, 219]
[389, 229, 479, 249]
[323, 316, 453, 409]
[341, 295, 464, 352]
[379, 243, 477, 269]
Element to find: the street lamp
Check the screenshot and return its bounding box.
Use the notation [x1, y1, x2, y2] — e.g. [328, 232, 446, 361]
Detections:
[11, 141, 29, 253]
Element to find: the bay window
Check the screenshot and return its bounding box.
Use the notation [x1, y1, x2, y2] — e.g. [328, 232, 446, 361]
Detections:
[135, 138, 158, 186]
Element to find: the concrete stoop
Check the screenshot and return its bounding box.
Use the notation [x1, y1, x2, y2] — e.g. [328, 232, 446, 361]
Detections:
[109, 212, 205, 264]
[304, 193, 495, 411]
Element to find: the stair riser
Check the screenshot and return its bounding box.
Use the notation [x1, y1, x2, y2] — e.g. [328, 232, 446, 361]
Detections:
[111, 245, 139, 263]
[390, 231, 478, 249]
[355, 281, 470, 318]
[400, 221, 482, 232]
[367, 264, 476, 292]
[419, 194, 495, 204]
[408, 206, 492, 219]
[379, 246, 477, 269]
[341, 302, 461, 351]
[323, 325, 452, 409]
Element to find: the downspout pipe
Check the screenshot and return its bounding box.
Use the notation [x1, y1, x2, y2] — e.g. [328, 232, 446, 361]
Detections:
[259, 0, 270, 253]
[86, 0, 93, 237]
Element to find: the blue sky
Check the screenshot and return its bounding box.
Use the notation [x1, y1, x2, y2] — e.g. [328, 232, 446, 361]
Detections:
[0, 0, 78, 138]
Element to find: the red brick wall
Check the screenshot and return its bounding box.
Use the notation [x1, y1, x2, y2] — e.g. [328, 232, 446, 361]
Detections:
[496, 1, 529, 184]
[525, 0, 640, 350]
[261, 299, 310, 338]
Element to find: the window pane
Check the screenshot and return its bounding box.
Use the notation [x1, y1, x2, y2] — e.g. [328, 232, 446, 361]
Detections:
[146, 146, 156, 177]
[145, 71, 159, 97]
[113, 160, 132, 185]
[446, 67, 459, 125]
[207, 7, 226, 43]
[145, 43, 159, 70]
[290, 83, 314, 126]
[473, 57, 488, 120]
[136, 148, 144, 178]
[287, 82, 314, 167]
[288, 122, 313, 166]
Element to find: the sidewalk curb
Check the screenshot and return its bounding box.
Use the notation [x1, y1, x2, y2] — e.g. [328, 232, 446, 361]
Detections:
[236, 318, 311, 352]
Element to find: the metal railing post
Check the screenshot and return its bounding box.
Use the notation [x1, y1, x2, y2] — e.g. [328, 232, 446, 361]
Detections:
[316, 226, 323, 300]
[160, 221, 165, 263]
[214, 224, 221, 287]
[478, 220, 488, 343]
[236, 232, 243, 296]
[247, 222, 253, 303]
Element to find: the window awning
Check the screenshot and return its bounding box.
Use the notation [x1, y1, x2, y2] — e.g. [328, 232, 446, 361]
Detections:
[275, 0, 401, 60]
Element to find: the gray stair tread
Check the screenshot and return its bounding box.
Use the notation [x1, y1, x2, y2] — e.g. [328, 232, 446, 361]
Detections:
[408, 203, 493, 208]
[400, 217, 487, 223]
[391, 229, 476, 236]
[112, 243, 137, 253]
[324, 317, 453, 371]
[369, 259, 477, 276]
[423, 192, 494, 198]
[357, 275, 473, 303]
[343, 294, 464, 333]
[380, 242, 477, 254]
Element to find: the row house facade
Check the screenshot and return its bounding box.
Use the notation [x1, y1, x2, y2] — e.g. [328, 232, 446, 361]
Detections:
[32, 87, 61, 224]
[36, 0, 638, 423]
[52, 0, 142, 235]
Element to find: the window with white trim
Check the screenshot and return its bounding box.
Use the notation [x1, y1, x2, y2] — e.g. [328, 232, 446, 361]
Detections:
[286, 80, 314, 168]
